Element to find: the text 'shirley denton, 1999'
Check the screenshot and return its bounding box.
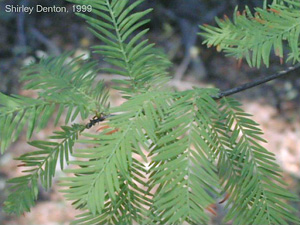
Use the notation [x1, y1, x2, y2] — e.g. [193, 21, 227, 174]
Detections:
[5, 5, 68, 14]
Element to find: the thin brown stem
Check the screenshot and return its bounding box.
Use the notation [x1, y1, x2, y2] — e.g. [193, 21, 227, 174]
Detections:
[214, 64, 300, 100]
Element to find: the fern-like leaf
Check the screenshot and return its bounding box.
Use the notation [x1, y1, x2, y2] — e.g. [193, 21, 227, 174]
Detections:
[200, 0, 300, 67]
[216, 97, 299, 225]
[0, 94, 52, 153]
[21, 52, 108, 115]
[3, 124, 84, 215]
[0, 52, 108, 153]
[148, 89, 222, 224]
[60, 91, 171, 224]
[68, 0, 171, 95]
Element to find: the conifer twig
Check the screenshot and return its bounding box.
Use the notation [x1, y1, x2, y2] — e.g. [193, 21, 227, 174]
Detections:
[88, 64, 300, 125]
[214, 64, 300, 99]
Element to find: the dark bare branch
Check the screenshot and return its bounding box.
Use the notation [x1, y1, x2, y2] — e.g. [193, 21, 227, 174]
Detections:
[214, 64, 300, 100]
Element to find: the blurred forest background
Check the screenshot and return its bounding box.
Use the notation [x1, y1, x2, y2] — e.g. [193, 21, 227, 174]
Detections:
[0, 0, 299, 224]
